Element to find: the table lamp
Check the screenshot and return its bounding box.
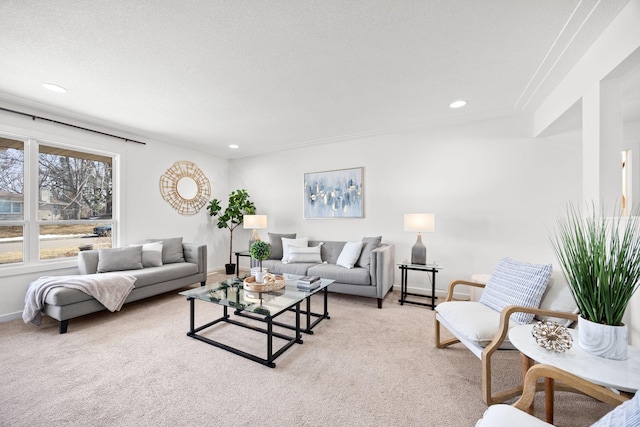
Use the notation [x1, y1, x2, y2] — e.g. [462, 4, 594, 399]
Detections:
[404, 213, 435, 265]
[243, 215, 267, 248]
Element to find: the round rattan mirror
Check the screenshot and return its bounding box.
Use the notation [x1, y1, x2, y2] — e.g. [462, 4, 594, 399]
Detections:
[160, 161, 211, 215]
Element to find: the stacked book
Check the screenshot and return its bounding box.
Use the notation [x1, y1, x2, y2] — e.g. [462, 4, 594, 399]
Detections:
[297, 275, 321, 291]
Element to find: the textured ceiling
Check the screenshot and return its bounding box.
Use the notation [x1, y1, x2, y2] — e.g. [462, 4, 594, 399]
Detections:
[0, 0, 633, 158]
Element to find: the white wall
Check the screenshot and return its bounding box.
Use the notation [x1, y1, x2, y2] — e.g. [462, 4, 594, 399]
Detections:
[229, 114, 582, 297]
[0, 109, 229, 320]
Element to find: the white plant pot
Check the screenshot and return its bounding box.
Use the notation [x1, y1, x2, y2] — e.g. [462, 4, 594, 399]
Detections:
[578, 316, 628, 360]
[255, 269, 267, 283]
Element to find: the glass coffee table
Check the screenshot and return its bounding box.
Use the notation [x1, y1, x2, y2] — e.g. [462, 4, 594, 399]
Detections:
[179, 274, 334, 368]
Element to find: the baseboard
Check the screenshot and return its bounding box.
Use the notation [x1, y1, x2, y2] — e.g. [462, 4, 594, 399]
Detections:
[0, 311, 23, 322]
[391, 285, 469, 301]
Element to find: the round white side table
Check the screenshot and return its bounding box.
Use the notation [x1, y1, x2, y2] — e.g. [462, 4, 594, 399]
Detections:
[509, 324, 640, 423]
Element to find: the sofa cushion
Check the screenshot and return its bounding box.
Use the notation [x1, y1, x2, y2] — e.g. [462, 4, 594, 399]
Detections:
[357, 236, 382, 269]
[141, 242, 163, 267]
[268, 232, 296, 260]
[127, 262, 198, 288]
[146, 237, 185, 264]
[44, 262, 200, 306]
[288, 243, 323, 263]
[307, 264, 371, 286]
[281, 237, 308, 262]
[97, 246, 143, 273]
[261, 260, 315, 276]
[479, 257, 552, 324]
[336, 241, 363, 269]
[435, 301, 517, 348]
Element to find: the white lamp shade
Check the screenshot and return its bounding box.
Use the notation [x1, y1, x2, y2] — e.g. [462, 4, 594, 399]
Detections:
[243, 215, 267, 229]
[404, 213, 435, 232]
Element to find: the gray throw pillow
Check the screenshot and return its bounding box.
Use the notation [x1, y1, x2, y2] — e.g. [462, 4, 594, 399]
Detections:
[268, 232, 296, 260]
[146, 237, 185, 264]
[356, 236, 382, 269]
[97, 246, 143, 273]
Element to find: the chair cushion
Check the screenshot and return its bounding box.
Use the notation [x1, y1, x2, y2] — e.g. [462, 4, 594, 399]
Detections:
[591, 389, 640, 426]
[435, 301, 517, 348]
[476, 404, 552, 427]
[479, 257, 552, 324]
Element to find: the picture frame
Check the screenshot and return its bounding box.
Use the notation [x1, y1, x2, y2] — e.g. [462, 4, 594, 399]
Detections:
[303, 167, 363, 219]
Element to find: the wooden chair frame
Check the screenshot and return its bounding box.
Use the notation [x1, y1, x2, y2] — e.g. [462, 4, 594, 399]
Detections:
[435, 280, 579, 405]
[512, 363, 628, 423]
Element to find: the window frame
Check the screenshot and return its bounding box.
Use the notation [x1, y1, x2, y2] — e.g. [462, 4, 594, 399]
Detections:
[0, 134, 118, 276]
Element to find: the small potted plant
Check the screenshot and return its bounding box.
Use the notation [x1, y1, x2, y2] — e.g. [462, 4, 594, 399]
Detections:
[551, 202, 640, 360]
[250, 240, 271, 283]
[207, 189, 256, 274]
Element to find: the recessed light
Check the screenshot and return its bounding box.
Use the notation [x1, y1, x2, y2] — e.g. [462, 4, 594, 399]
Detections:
[449, 100, 467, 109]
[229, 144, 239, 149]
[42, 83, 67, 93]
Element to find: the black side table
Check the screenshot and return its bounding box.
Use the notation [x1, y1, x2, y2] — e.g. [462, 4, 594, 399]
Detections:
[398, 262, 442, 309]
[234, 251, 251, 276]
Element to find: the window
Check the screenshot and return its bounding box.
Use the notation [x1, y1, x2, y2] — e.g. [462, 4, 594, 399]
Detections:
[0, 136, 114, 266]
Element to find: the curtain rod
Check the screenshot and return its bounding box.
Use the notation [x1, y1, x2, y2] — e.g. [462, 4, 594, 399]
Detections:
[0, 106, 146, 145]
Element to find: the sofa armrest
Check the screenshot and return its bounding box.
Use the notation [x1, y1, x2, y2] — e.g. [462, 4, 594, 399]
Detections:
[183, 243, 207, 275]
[78, 250, 99, 275]
[370, 244, 395, 299]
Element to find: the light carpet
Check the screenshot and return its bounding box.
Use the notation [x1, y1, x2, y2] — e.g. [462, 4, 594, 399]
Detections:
[0, 273, 611, 427]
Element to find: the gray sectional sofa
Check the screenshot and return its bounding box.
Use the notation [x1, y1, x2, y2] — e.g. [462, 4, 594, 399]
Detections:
[42, 238, 207, 333]
[260, 235, 395, 308]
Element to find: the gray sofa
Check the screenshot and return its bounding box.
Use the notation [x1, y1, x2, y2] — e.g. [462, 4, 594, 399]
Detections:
[42, 239, 207, 334]
[260, 237, 395, 308]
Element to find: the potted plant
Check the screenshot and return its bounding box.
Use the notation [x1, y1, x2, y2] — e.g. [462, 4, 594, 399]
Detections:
[550, 202, 640, 360]
[250, 240, 271, 283]
[207, 189, 256, 274]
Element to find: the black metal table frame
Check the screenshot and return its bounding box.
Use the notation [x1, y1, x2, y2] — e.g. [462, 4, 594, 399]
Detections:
[186, 297, 302, 368]
[235, 251, 251, 276]
[236, 286, 331, 335]
[399, 264, 439, 309]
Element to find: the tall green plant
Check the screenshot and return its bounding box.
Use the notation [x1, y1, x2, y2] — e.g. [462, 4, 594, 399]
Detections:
[550, 203, 640, 326]
[207, 189, 256, 264]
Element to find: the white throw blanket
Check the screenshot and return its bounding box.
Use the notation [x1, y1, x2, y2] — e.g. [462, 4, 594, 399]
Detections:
[23, 274, 137, 326]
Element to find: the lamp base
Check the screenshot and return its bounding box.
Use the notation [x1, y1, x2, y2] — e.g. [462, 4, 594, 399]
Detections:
[411, 233, 426, 265]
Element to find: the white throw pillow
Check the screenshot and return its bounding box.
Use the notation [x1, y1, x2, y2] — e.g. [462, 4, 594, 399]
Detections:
[141, 242, 163, 267]
[288, 243, 323, 263]
[336, 241, 364, 269]
[281, 237, 308, 263]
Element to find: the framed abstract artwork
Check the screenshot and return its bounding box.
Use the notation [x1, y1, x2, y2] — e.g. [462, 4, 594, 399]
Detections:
[303, 167, 363, 219]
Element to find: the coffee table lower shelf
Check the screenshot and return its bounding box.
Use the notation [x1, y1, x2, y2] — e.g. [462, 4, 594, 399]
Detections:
[186, 298, 302, 368]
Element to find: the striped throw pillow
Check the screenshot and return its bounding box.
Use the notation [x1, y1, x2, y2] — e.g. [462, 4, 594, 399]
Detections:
[479, 257, 552, 324]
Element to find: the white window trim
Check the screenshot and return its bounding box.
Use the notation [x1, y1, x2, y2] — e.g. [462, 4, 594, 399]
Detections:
[0, 134, 119, 277]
